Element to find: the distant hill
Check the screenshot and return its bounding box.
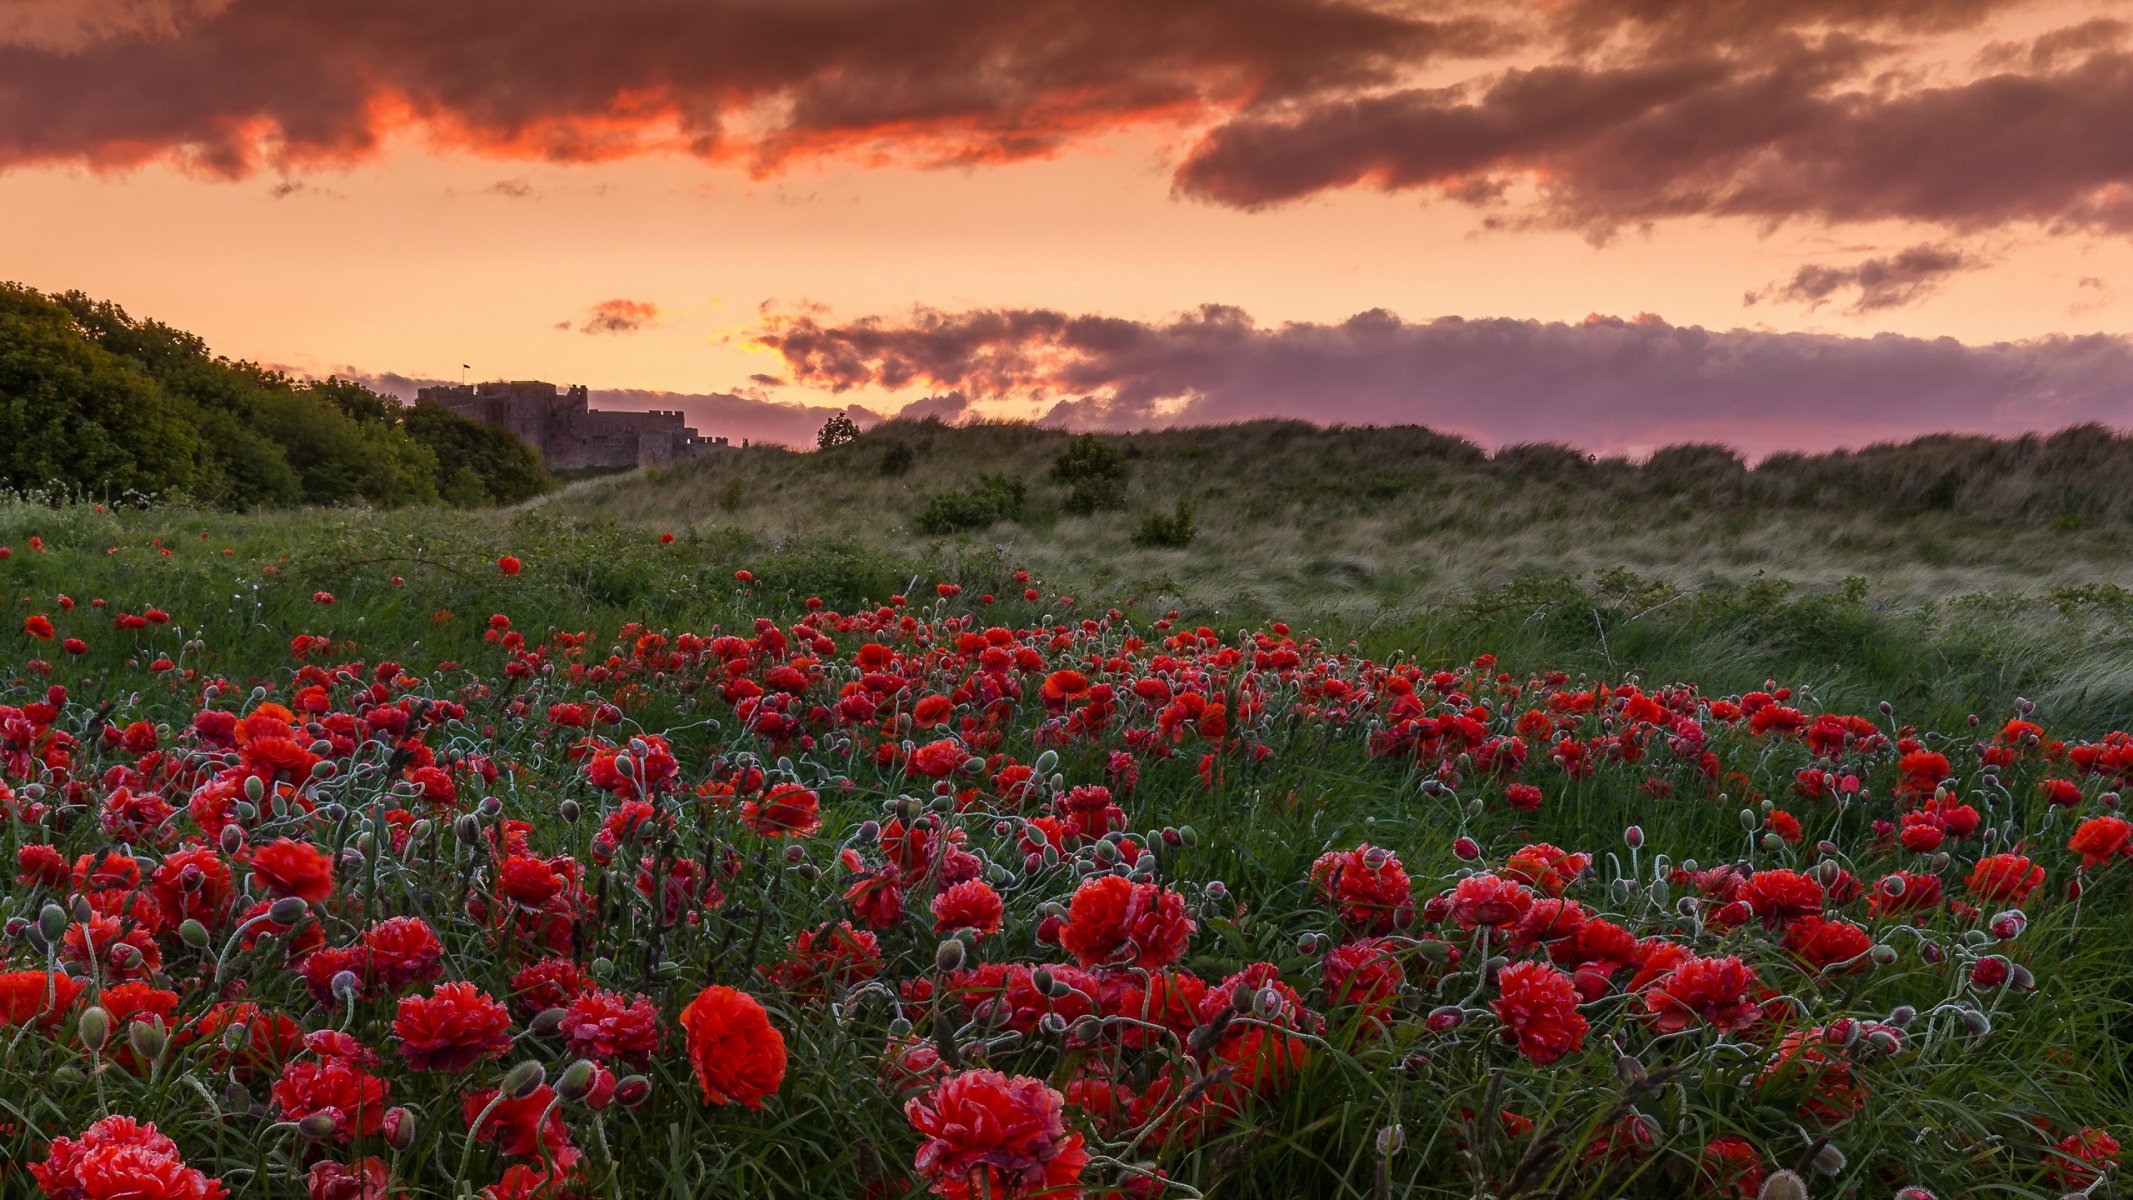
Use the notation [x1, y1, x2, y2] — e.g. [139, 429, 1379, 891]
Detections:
[563, 416, 2133, 615]
[0, 283, 549, 508]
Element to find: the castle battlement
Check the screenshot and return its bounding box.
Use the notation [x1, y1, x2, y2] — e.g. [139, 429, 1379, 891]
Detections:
[415, 381, 729, 470]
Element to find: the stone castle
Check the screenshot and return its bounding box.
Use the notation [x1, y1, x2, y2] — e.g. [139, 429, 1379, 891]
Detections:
[416, 380, 726, 470]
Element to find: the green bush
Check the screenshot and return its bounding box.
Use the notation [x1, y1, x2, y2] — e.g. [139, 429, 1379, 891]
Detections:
[1061, 475, 1127, 515]
[915, 473, 1027, 533]
[1131, 499, 1196, 548]
[1050, 433, 1128, 485]
[880, 442, 917, 476]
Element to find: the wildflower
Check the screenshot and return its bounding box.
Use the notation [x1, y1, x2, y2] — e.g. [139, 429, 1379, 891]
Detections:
[678, 985, 786, 1108]
[740, 783, 821, 837]
[907, 1070, 1088, 1200]
[1966, 854, 2044, 905]
[1057, 875, 1194, 970]
[249, 838, 335, 905]
[557, 990, 662, 1066]
[30, 1116, 228, 1200]
[394, 982, 513, 1071]
[1310, 844, 1414, 935]
[1644, 955, 1763, 1034]
[497, 556, 522, 577]
[932, 879, 1006, 940]
[1491, 960, 1587, 1065]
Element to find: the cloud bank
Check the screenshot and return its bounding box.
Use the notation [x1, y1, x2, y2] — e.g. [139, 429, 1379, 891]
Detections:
[753, 304, 2133, 456]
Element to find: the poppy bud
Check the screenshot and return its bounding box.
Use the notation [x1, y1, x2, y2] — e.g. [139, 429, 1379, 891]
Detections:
[331, 971, 360, 1001]
[1809, 1143, 1846, 1175]
[556, 1058, 597, 1102]
[1758, 1171, 1811, 1200]
[52, 1064, 87, 1087]
[1868, 944, 1896, 965]
[1038, 1012, 1069, 1037]
[1452, 837, 1481, 861]
[297, 1113, 337, 1141]
[1886, 1004, 1917, 1027]
[1426, 1005, 1464, 1031]
[934, 939, 966, 973]
[1960, 1009, 1993, 1036]
[478, 796, 504, 819]
[1376, 1124, 1405, 1157]
[531, 1007, 568, 1038]
[244, 775, 265, 803]
[77, 1006, 110, 1049]
[1738, 809, 1757, 831]
[380, 1106, 415, 1151]
[1623, 826, 1644, 849]
[268, 896, 310, 925]
[558, 800, 581, 823]
[653, 960, 682, 981]
[220, 825, 244, 855]
[501, 1060, 546, 1099]
[1297, 932, 1320, 955]
[39, 903, 67, 943]
[127, 1017, 167, 1064]
[589, 957, 614, 979]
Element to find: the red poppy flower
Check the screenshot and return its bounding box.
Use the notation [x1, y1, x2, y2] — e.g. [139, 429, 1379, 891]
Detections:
[1643, 955, 1762, 1034]
[907, 1069, 1088, 1200]
[30, 1116, 227, 1200]
[1491, 960, 1588, 1065]
[1057, 875, 1194, 970]
[679, 985, 786, 1109]
[557, 989, 662, 1066]
[931, 879, 1005, 940]
[740, 783, 821, 837]
[249, 838, 335, 905]
[393, 982, 513, 1071]
[1966, 853, 2044, 905]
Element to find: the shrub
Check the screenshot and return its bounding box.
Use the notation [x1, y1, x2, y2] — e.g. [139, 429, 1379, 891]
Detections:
[1131, 499, 1196, 548]
[817, 413, 861, 449]
[1050, 434, 1128, 486]
[880, 442, 917, 476]
[1062, 476, 1127, 515]
[915, 473, 1027, 534]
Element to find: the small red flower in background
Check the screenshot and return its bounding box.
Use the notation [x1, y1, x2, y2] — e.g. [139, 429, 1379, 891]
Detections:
[1311, 844, 1414, 936]
[1967, 853, 2044, 905]
[1492, 960, 1588, 1065]
[1644, 955, 1762, 1034]
[679, 985, 786, 1108]
[394, 982, 513, 1071]
[932, 879, 1005, 940]
[313, 591, 335, 604]
[497, 556, 522, 577]
[659, 532, 675, 543]
[250, 838, 335, 904]
[23, 614, 53, 640]
[907, 1069, 1088, 1200]
[1057, 875, 1194, 970]
[62, 637, 87, 655]
[740, 783, 821, 838]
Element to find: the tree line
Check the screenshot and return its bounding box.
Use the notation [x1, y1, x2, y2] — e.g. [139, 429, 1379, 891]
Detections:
[0, 283, 550, 508]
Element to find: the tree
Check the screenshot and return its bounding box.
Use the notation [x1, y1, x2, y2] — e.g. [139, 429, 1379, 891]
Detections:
[403, 401, 552, 505]
[0, 284, 200, 497]
[817, 412, 861, 449]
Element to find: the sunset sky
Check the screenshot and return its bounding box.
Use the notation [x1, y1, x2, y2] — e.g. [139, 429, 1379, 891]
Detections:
[6, 0, 2133, 452]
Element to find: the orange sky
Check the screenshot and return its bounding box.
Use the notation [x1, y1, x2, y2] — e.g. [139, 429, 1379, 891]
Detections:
[4, 0, 2131, 449]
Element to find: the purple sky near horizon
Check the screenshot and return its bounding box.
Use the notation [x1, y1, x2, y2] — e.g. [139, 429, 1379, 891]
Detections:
[5, 0, 2133, 451]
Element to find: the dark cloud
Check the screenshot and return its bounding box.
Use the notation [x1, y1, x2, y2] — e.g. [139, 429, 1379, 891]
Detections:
[1549, 0, 2022, 53]
[571, 299, 660, 335]
[0, 0, 1501, 177]
[485, 177, 536, 199]
[1173, 38, 2133, 235]
[308, 367, 869, 447]
[754, 303, 2133, 457]
[1748, 243, 1982, 312]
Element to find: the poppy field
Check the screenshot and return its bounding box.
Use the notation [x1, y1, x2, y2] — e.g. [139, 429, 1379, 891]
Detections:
[0, 504, 2129, 1200]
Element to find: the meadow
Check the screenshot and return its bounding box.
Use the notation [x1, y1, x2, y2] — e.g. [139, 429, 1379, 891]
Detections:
[3, 467, 2133, 1199]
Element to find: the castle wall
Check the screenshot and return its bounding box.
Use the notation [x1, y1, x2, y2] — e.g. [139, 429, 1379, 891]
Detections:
[416, 381, 726, 469]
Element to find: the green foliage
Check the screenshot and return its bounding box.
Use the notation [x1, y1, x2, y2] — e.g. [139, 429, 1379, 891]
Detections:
[817, 412, 861, 449]
[1131, 499, 1197, 548]
[1, 282, 551, 510]
[401, 400, 552, 505]
[914, 473, 1027, 534]
[879, 441, 917, 476]
[1050, 433, 1128, 485]
[0, 284, 200, 497]
[1052, 435, 1131, 514]
[715, 476, 745, 512]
